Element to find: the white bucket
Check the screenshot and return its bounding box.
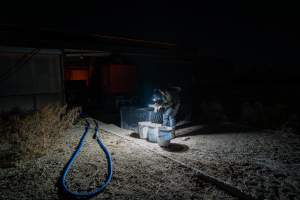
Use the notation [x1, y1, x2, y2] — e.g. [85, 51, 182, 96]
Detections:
[158, 126, 173, 147]
[147, 123, 162, 143]
[138, 121, 151, 139]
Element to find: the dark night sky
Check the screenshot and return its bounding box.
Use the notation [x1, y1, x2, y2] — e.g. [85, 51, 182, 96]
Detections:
[1, 1, 300, 64]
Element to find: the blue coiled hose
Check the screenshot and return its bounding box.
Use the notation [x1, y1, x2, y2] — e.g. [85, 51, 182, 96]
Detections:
[61, 119, 113, 199]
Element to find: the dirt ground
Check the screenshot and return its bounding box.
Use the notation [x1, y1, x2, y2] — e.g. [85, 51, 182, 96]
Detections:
[0, 122, 300, 200]
[170, 125, 300, 200]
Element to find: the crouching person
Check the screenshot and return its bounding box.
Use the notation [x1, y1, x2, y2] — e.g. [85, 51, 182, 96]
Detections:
[158, 87, 181, 138]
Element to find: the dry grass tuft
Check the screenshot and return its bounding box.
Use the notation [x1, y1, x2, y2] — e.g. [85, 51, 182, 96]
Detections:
[0, 104, 81, 160]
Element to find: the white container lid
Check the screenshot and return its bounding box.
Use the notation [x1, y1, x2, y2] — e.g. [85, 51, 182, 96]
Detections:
[148, 123, 162, 128]
[138, 121, 152, 126]
[159, 126, 173, 131]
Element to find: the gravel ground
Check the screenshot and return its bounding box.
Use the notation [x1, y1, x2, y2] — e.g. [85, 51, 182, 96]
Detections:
[0, 122, 299, 200]
[0, 125, 235, 200]
[169, 127, 300, 200]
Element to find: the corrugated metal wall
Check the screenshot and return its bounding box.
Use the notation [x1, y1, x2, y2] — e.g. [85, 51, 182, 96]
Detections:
[0, 46, 64, 112]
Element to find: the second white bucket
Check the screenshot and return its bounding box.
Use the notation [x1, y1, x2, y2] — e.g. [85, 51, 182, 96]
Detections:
[147, 123, 162, 143]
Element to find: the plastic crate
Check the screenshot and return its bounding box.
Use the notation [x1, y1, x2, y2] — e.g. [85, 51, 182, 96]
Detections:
[120, 107, 162, 132]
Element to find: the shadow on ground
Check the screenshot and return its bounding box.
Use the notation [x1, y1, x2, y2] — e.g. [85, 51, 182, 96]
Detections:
[160, 143, 189, 153]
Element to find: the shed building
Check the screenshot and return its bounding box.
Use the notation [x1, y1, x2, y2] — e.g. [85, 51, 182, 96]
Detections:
[0, 46, 64, 112]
